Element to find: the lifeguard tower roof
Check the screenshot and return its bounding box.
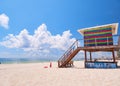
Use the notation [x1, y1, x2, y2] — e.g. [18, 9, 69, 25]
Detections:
[78, 23, 119, 35]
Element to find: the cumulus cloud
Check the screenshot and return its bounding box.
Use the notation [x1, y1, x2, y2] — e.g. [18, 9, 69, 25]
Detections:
[0, 13, 9, 29]
[0, 24, 76, 57]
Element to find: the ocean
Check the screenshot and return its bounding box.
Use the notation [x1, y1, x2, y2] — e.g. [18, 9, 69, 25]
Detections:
[0, 57, 84, 64]
[0, 58, 56, 64]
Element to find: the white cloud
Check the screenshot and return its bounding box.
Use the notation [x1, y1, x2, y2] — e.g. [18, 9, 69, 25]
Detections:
[0, 13, 9, 29]
[0, 24, 76, 58]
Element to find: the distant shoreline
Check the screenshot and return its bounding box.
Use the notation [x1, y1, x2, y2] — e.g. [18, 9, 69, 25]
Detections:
[0, 58, 84, 64]
[0, 58, 55, 64]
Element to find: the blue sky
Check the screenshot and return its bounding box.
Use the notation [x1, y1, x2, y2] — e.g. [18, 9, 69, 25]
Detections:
[0, 0, 120, 59]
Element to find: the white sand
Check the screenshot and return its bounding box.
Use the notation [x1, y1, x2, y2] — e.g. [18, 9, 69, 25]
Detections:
[0, 61, 120, 86]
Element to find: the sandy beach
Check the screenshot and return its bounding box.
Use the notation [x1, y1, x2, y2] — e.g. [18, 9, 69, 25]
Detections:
[0, 61, 120, 86]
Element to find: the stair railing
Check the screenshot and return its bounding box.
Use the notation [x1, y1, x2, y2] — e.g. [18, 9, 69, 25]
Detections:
[58, 39, 79, 67]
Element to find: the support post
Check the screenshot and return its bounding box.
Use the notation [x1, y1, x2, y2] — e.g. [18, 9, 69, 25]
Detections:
[84, 50, 87, 68]
[112, 50, 115, 62]
[85, 50, 87, 62]
[90, 51, 92, 61]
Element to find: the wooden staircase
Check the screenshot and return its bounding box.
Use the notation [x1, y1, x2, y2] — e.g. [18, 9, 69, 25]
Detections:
[58, 40, 80, 68]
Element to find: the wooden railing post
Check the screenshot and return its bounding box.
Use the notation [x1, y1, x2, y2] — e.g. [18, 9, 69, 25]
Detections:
[118, 35, 120, 46]
[76, 39, 78, 48]
[95, 38, 97, 46]
[107, 37, 109, 45]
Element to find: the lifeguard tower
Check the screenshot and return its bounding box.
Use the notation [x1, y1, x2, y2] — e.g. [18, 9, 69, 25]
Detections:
[58, 23, 120, 68]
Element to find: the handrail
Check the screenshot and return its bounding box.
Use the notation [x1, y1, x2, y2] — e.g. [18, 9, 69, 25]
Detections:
[58, 39, 79, 63]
